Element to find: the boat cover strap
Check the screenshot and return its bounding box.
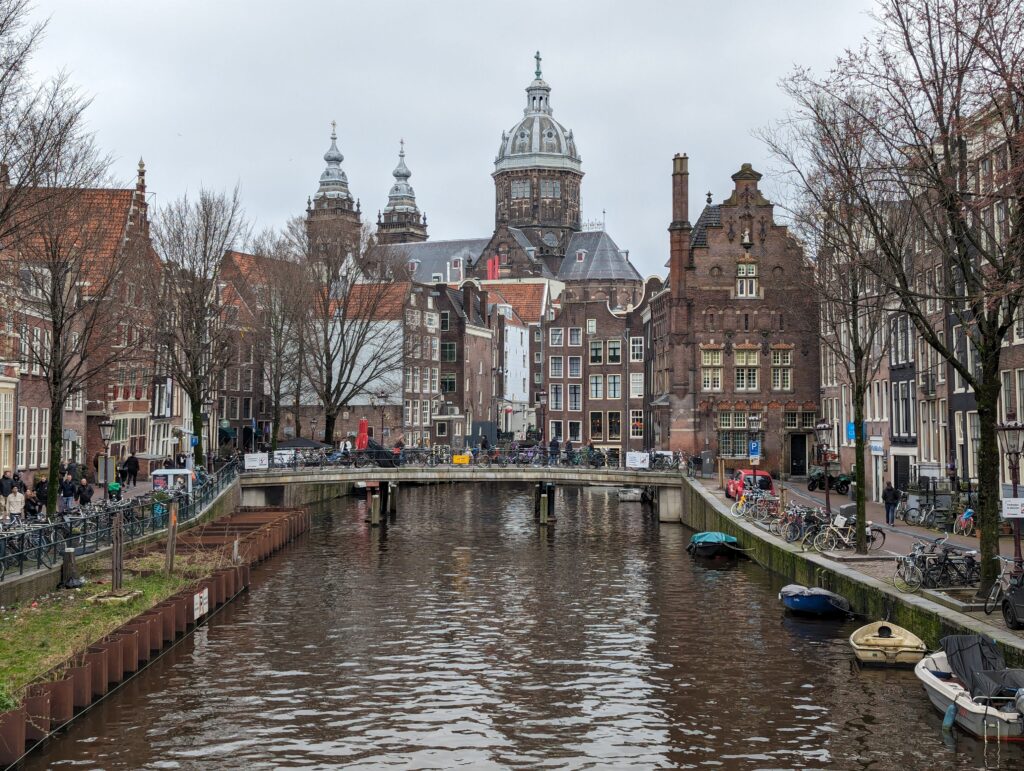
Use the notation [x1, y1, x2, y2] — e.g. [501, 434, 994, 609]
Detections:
[940, 635, 1007, 695]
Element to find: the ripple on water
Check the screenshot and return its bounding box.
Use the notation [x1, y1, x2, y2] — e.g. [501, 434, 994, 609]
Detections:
[24, 483, 1024, 770]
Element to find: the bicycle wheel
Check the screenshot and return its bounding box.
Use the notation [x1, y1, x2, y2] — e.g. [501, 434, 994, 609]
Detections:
[783, 522, 801, 542]
[953, 518, 974, 537]
[867, 528, 886, 551]
[894, 563, 923, 592]
[768, 517, 782, 536]
[813, 529, 837, 552]
[730, 502, 742, 517]
[903, 507, 921, 525]
[923, 509, 937, 529]
[985, 582, 1004, 615]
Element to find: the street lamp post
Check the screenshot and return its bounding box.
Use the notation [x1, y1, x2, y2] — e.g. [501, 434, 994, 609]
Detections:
[996, 417, 1023, 574]
[815, 420, 833, 515]
[311, 416, 318, 444]
[748, 411, 762, 464]
[98, 417, 114, 500]
[538, 393, 547, 444]
[376, 389, 388, 442]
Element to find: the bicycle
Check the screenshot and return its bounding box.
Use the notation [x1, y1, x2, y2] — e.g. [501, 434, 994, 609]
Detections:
[893, 543, 929, 592]
[952, 507, 976, 537]
[813, 513, 886, 552]
[984, 556, 1018, 614]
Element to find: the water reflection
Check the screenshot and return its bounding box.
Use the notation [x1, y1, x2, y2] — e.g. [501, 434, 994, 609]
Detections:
[27, 483, 1024, 769]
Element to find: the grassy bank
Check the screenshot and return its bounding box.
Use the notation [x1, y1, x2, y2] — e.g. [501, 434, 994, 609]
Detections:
[0, 551, 222, 710]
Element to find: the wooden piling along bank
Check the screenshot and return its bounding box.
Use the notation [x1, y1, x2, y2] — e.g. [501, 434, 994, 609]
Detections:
[0, 506, 310, 769]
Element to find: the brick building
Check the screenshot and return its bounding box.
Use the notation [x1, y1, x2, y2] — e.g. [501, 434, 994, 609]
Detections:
[648, 155, 820, 476]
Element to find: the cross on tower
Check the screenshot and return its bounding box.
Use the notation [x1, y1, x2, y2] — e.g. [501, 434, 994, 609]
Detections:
[331, 119, 337, 138]
[535, 50, 542, 79]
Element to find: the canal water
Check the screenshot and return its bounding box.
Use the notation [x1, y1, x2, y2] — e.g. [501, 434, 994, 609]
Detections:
[28, 484, 1024, 769]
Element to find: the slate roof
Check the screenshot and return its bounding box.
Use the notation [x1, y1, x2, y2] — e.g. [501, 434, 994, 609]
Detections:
[557, 230, 641, 282]
[691, 205, 721, 249]
[384, 238, 490, 281]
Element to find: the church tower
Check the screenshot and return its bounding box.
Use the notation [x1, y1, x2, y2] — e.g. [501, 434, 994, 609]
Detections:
[306, 122, 362, 255]
[492, 52, 583, 259]
[376, 140, 428, 244]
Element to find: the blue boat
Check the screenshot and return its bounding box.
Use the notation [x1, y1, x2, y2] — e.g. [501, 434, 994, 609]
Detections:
[687, 531, 741, 558]
[779, 584, 851, 617]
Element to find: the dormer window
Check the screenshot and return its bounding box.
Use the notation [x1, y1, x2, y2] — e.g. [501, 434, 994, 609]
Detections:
[408, 260, 419, 275]
[451, 258, 461, 270]
[431, 273, 443, 283]
[576, 249, 587, 262]
[737, 262, 758, 298]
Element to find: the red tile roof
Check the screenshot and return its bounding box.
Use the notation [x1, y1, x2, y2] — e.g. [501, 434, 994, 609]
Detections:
[481, 281, 546, 323]
[331, 281, 411, 320]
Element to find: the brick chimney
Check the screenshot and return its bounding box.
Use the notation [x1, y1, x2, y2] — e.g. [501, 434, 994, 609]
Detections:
[668, 153, 691, 296]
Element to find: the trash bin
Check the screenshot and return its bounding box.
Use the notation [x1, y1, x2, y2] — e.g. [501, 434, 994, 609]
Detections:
[849, 481, 857, 502]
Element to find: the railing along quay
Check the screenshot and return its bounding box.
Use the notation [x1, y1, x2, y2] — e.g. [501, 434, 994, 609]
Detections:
[0, 462, 239, 583]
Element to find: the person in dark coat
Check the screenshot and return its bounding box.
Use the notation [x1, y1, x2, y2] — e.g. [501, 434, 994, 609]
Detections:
[548, 436, 560, 466]
[76, 478, 94, 506]
[59, 473, 77, 512]
[24, 490, 42, 521]
[33, 476, 48, 516]
[124, 453, 139, 488]
[882, 482, 900, 525]
[0, 470, 14, 517]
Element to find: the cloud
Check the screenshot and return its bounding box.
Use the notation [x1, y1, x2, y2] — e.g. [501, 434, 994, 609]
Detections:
[32, 0, 875, 276]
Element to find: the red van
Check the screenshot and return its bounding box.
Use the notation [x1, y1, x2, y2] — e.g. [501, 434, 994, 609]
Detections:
[725, 469, 776, 499]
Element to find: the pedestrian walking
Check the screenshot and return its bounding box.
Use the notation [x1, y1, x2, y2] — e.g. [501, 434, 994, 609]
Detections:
[59, 473, 77, 512]
[24, 490, 42, 521]
[548, 436, 560, 465]
[33, 476, 48, 517]
[6, 486, 25, 522]
[882, 482, 899, 526]
[0, 469, 15, 517]
[124, 452, 139, 488]
[76, 478, 94, 506]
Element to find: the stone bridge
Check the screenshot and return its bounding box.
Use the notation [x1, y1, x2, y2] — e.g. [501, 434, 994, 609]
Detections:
[239, 466, 687, 521]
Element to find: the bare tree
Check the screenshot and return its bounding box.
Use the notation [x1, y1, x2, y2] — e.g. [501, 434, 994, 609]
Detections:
[289, 217, 407, 444]
[9, 143, 149, 511]
[0, 0, 96, 244]
[776, 0, 1024, 584]
[246, 228, 304, 451]
[150, 187, 247, 466]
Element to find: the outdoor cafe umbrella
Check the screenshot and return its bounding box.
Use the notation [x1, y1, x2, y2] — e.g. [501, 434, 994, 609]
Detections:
[356, 418, 369, 451]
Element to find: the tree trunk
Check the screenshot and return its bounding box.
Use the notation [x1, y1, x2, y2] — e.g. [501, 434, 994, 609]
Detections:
[853, 388, 867, 554]
[271, 401, 281, 452]
[975, 370, 1003, 593]
[47, 411, 63, 514]
[323, 411, 337, 446]
[191, 399, 205, 467]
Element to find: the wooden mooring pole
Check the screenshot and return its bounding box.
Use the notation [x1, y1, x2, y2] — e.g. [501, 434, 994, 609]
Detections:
[370, 492, 381, 527]
[165, 501, 179, 575]
[111, 511, 124, 591]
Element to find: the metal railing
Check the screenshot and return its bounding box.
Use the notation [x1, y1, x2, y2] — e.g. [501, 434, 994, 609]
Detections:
[0, 461, 238, 582]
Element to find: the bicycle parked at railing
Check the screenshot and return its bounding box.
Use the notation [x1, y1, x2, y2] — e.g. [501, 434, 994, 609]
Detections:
[813, 513, 886, 552]
[952, 507, 976, 537]
[923, 538, 981, 588]
[984, 556, 1020, 614]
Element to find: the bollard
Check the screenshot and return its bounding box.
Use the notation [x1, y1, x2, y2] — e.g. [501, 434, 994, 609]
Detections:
[61, 548, 78, 587]
[546, 483, 556, 521]
[534, 484, 542, 519]
[388, 482, 398, 515]
[539, 493, 548, 525]
[370, 492, 381, 527]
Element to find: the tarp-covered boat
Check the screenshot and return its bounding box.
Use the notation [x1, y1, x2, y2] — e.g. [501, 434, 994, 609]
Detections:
[779, 584, 851, 617]
[850, 621, 926, 666]
[687, 531, 740, 558]
[915, 635, 1024, 740]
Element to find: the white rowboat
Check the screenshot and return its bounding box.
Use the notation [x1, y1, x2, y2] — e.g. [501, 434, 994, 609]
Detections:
[849, 621, 926, 667]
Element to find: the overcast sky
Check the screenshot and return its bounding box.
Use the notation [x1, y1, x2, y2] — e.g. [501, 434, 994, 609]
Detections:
[30, 0, 876, 276]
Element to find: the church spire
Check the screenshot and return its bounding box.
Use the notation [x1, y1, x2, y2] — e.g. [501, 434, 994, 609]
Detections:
[524, 51, 552, 116]
[314, 120, 352, 202]
[377, 139, 428, 244]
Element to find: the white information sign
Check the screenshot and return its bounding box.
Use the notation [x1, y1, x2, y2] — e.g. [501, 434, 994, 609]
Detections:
[193, 587, 209, 620]
[626, 451, 650, 469]
[244, 452, 269, 470]
[273, 449, 295, 465]
[869, 436, 885, 456]
[1002, 498, 1024, 519]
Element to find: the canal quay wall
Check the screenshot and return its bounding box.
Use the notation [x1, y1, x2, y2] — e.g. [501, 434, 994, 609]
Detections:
[0, 480, 242, 609]
[0, 505, 311, 769]
[677, 476, 1024, 667]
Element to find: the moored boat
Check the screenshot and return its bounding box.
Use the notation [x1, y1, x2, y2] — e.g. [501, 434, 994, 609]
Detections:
[687, 531, 741, 558]
[915, 635, 1024, 740]
[849, 621, 926, 666]
[617, 487, 643, 502]
[779, 584, 851, 617]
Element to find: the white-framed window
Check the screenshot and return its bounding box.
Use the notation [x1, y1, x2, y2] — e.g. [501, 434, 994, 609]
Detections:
[550, 327, 564, 347]
[589, 411, 604, 440]
[607, 339, 621, 364]
[589, 375, 604, 399]
[589, 341, 603, 364]
[440, 311, 450, 331]
[28, 407, 38, 468]
[569, 328, 582, 346]
[15, 406, 26, 469]
[568, 420, 582, 443]
[412, 399, 420, 425]
[549, 356, 564, 378]
[549, 384, 564, 410]
[735, 350, 759, 391]
[549, 420, 563, 439]
[701, 349, 723, 391]
[736, 262, 758, 298]
[630, 337, 644, 362]
[540, 179, 561, 198]
[630, 409, 644, 439]
[404, 400, 412, 426]
[771, 349, 792, 391]
[511, 179, 531, 199]
[568, 356, 582, 378]
[630, 372, 643, 399]
[431, 368, 439, 393]
[421, 400, 429, 426]
[607, 374, 621, 399]
[436, 421, 447, 437]
[608, 411, 621, 440]
[586, 319, 597, 335]
[568, 384, 582, 411]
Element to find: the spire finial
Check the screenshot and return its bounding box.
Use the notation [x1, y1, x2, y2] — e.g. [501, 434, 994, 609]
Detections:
[706, 190, 713, 204]
[535, 50, 542, 79]
[330, 119, 337, 140]
[399, 137, 405, 157]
